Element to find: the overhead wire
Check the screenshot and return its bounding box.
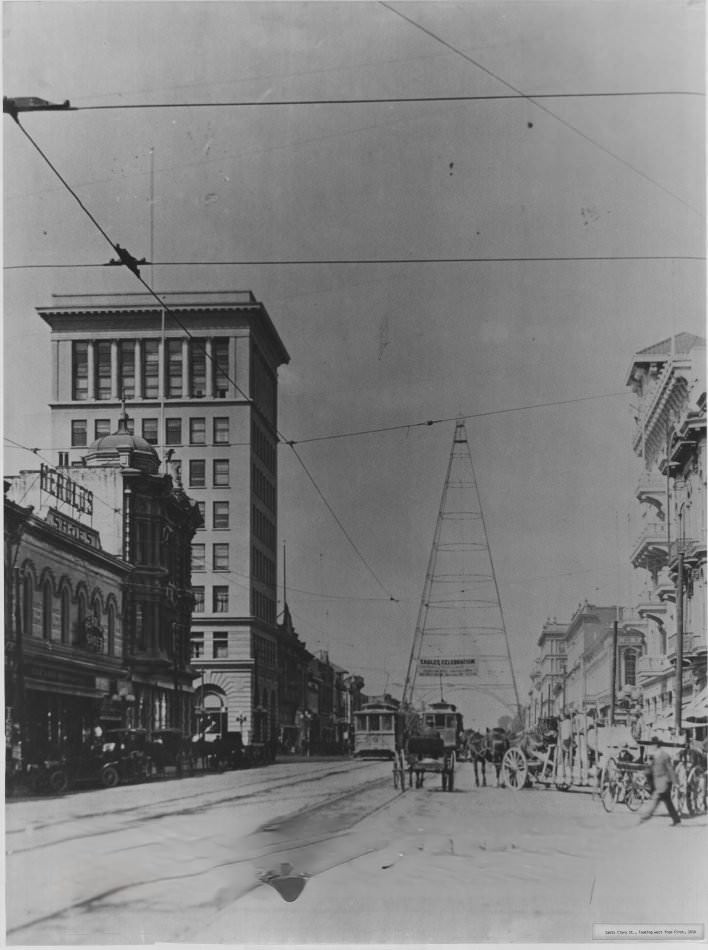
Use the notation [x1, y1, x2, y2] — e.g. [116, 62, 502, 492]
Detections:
[67, 90, 704, 109]
[6, 116, 401, 606]
[379, 1, 704, 218]
[4, 436, 122, 515]
[5, 253, 705, 271]
[286, 391, 630, 445]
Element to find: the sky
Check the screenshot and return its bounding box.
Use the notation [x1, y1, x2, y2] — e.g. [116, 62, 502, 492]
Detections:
[2, 0, 705, 723]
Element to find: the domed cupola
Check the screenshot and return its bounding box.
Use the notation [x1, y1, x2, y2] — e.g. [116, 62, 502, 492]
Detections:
[84, 408, 160, 474]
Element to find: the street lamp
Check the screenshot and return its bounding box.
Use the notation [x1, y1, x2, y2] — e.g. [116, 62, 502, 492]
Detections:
[235, 713, 247, 740]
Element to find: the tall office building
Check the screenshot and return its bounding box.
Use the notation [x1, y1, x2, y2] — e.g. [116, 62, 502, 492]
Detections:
[38, 291, 290, 743]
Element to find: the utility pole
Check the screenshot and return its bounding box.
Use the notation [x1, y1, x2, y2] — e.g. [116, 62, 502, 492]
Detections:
[674, 550, 684, 733]
[609, 614, 619, 727]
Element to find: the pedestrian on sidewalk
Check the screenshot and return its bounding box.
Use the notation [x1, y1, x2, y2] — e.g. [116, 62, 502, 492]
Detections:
[640, 736, 681, 826]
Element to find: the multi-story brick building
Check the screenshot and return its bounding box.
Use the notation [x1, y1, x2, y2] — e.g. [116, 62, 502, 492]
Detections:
[36, 291, 290, 743]
[7, 412, 202, 736]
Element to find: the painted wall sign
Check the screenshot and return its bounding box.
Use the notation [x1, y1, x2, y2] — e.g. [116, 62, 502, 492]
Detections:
[45, 508, 101, 548]
[40, 464, 93, 516]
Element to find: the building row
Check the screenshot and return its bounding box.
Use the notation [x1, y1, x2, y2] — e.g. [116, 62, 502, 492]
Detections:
[528, 333, 707, 740]
[5, 291, 366, 769]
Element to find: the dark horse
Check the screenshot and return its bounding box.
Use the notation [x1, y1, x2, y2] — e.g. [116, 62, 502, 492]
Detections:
[466, 728, 510, 787]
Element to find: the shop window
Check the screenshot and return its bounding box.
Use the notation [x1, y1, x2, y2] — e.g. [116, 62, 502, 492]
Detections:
[190, 417, 206, 445]
[189, 459, 205, 488]
[72, 342, 89, 400]
[95, 419, 111, 439]
[192, 543, 206, 572]
[213, 543, 229, 572]
[213, 501, 229, 530]
[213, 417, 229, 444]
[213, 586, 229, 613]
[71, 420, 87, 447]
[192, 586, 205, 613]
[142, 418, 158, 445]
[213, 459, 229, 486]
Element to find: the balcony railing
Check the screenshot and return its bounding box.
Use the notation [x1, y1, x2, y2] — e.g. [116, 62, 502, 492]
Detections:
[636, 654, 672, 680]
[668, 631, 707, 658]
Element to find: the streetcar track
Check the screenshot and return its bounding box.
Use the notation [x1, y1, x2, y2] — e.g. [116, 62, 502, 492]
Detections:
[5, 761, 370, 834]
[7, 772, 406, 939]
[7, 763, 379, 855]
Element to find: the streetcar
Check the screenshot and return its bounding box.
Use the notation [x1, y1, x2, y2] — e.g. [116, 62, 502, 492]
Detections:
[353, 700, 404, 760]
[405, 699, 463, 791]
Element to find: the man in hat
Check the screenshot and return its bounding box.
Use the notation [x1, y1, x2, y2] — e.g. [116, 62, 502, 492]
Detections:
[640, 736, 681, 825]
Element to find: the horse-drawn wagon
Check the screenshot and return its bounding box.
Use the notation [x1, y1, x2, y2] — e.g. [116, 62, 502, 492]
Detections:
[402, 700, 462, 792]
[501, 715, 598, 791]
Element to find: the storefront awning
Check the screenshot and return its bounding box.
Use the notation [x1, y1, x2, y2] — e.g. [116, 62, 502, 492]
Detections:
[25, 677, 105, 700]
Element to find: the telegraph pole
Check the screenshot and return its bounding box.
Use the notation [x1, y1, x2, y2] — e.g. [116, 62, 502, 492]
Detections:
[674, 551, 685, 733]
[609, 614, 618, 726]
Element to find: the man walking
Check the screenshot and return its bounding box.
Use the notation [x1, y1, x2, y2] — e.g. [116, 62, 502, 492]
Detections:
[640, 736, 681, 826]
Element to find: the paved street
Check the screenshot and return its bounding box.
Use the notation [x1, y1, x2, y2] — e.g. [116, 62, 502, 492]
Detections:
[6, 758, 707, 944]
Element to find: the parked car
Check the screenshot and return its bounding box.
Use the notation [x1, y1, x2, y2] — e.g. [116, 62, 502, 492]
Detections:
[148, 728, 194, 776]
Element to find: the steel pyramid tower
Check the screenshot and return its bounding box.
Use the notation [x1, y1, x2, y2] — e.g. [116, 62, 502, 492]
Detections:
[402, 419, 522, 729]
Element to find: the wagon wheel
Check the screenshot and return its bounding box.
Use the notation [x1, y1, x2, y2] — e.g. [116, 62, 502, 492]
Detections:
[502, 747, 528, 790]
[687, 767, 706, 816]
[671, 761, 688, 817]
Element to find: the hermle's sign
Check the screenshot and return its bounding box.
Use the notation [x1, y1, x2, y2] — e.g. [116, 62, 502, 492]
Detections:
[40, 464, 93, 516]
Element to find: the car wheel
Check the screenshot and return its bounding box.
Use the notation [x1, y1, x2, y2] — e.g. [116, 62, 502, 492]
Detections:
[101, 765, 120, 788]
[49, 769, 69, 795]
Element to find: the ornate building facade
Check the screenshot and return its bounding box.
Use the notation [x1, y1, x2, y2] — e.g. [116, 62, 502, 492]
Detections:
[627, 332, 707, 735]
[6, 411, 202, 738]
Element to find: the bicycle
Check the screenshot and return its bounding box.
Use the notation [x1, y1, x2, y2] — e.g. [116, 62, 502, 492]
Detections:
[599, 757, 649, 813]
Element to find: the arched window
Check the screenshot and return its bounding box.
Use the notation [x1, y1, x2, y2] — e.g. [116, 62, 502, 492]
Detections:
[76, 590, 87, 644]
[61, 587, 71, 644]
[23, 573, 34, 638]
[42, 580, 53, 640]
[624, 650, 637, 687]
[107, 602, 116, 656]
